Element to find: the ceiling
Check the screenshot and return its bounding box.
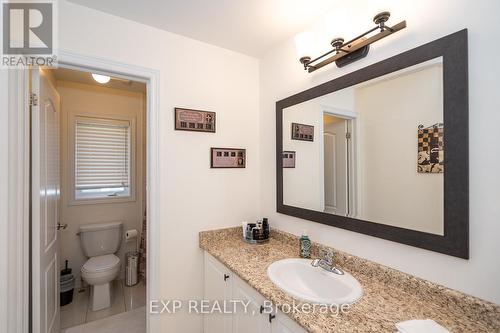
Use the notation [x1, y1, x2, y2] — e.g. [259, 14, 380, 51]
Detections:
[66, 0, 342, 57]
[52, 68, 146, 93]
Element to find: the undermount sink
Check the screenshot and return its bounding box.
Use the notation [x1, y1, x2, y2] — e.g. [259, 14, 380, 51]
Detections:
[267, 258, 363, 305]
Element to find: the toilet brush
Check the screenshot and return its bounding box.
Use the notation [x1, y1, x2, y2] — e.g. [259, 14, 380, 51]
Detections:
[61, 260, 72, 276]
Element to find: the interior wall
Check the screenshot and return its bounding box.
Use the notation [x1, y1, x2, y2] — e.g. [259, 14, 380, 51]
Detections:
[282, 102, 323, 211]
[57, 1, 261, 331]
[283, 89, 354, 212]
[57, 81, 145, 287]
[355, 65, 444, 235]
[259, 0, 500, 304]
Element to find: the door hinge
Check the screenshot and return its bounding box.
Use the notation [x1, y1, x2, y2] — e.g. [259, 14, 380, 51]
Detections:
[30, 92, 38, 106]
[346, 132, 351, 139]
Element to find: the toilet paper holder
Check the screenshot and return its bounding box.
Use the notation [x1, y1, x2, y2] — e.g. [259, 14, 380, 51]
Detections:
[125, 229, 139, 252]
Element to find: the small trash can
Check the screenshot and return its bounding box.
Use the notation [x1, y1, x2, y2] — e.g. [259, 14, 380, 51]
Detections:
[60, 274, 75, 306]
[125, 251, 139, 287]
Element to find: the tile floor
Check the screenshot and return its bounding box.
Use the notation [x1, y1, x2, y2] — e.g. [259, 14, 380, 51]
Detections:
[61, 279, 146, 330]
[62, 307, 146, 333]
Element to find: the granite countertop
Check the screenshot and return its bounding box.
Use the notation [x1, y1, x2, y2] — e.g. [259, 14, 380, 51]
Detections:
[199, 227, 500, 333]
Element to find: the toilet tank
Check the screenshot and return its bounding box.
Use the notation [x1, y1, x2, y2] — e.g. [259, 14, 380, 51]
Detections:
[79, 221, 123, 257]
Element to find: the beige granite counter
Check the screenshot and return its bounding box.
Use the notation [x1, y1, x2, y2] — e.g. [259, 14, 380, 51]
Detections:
[199, 227, 500, 333]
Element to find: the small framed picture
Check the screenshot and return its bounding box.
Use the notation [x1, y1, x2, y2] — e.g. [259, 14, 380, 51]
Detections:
[211, 148, 246, 168]
[282, 151, 296, 168]
[175, 108, 216, 133]
[291, 122, 314, 141]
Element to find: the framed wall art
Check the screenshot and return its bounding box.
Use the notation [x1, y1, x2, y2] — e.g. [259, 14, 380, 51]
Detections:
[417, 123, 444, 173]
[291, 122, 314, 141]
[282, 151, 296, 168]
[211, 148, 246, 168]
[175, 107, 216, 133]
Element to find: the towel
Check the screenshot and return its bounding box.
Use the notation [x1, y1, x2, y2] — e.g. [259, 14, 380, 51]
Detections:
[396, 319, 450, 333]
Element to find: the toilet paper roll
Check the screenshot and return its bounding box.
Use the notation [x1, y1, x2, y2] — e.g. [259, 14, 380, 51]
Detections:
[125, 229, 138, 240]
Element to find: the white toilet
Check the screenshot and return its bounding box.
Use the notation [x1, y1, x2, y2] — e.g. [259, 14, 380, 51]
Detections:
[79, 221, 123, 311]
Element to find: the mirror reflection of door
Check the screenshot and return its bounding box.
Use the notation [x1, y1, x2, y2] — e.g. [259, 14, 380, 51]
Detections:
[282, 57, 445, 236]
[323, 114, 351, 216]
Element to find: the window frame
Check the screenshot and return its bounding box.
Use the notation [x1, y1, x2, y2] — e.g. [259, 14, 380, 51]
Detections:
[68, 111, 136, 205]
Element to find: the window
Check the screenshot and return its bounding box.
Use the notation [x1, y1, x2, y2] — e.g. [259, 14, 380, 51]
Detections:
[74, 116, 132, 200]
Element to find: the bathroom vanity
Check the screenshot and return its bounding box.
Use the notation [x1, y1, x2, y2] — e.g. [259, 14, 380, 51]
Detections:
[204, 252, 307, 333]
[200, 227, 500, 333]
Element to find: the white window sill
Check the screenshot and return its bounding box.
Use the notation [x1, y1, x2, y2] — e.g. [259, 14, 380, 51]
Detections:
[69, 194, 136, 206]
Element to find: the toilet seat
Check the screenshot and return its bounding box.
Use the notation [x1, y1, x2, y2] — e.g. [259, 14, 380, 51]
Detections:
[82, 254, 120, 275]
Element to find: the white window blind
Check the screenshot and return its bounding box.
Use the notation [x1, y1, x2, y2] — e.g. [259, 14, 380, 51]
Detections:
[75, 117, 131, 198]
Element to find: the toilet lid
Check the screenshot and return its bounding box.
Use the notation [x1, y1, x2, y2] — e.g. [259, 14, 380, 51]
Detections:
[82, 254, 120, 273]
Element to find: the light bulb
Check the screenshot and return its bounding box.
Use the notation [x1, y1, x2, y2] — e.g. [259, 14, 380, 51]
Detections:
[91, 73, 111, 84]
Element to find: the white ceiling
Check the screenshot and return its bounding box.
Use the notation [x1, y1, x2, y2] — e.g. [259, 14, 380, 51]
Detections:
[66, 0, 341, 57]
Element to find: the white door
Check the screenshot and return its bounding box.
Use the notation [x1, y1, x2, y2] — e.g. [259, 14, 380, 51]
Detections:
[271, 311, 307, 333]
[324, 118, 348, 216]
[204, 253, 233, 333]
[323, 133, 337, 212]
[233, 276, 270, 333]
[32, 68, 61, 333]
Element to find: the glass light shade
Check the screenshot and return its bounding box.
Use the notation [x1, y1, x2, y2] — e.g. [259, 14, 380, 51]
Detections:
[294, 32, 314, 59]
[91, 73, 111, 84]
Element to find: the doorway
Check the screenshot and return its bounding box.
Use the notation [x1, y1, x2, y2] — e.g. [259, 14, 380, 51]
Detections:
[323, 113, 355, 216]
[25, 54, 160, 333]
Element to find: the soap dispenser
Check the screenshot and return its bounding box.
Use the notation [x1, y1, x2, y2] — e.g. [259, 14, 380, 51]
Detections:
[299, 230, 311, 258]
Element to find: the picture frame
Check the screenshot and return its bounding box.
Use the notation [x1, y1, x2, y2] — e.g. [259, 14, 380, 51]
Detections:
[291, 122, 314, 141]
[211, 148, 246, 168]
[175, 107, 216, 133]
[282, 151, 296, 168]
[417, 123, 444, 173]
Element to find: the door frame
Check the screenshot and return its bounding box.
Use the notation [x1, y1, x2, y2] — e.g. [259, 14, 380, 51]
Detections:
[6, 50, 161, 333]
[320, 107, 358, 217]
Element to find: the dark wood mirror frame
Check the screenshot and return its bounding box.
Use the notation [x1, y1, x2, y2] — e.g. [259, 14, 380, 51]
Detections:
[276, 29, 469, 258]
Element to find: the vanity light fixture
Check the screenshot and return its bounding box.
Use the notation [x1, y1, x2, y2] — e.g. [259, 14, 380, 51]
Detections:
[298, 12, 406, 73]
[91, 73, 111, 84]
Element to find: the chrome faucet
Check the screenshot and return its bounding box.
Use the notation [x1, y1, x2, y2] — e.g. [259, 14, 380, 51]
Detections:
[311, 249, 344, 275]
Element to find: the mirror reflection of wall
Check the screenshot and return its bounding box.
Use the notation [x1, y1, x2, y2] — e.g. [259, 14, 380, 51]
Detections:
[283, 57, 444, 235]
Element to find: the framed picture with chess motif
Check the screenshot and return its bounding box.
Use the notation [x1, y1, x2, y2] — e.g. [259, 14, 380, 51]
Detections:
[291, 123, 314, 141]
[417, 123, 444, 173]
[175, 108, 216, 133]
[211, 148, 246, 168]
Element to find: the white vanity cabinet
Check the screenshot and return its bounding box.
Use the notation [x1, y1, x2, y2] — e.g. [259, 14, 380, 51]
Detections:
[272, 311, 307, 333]
[232, 275, 271, 333]
[204, 252, 233, 333]
[204, 252, 307, 333]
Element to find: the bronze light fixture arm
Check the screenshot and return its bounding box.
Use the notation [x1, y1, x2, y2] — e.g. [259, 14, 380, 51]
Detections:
[300, 12, 407, 73]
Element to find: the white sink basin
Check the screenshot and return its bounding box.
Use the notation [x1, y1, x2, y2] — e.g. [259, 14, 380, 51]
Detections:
[267, 258, 363, 305]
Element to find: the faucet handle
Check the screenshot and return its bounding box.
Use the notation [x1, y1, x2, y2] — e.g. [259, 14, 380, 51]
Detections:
[311, 258, 321, 267]
[319, 248, 334, 265]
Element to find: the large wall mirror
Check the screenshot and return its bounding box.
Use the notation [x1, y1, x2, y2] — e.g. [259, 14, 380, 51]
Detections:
[276, 30, 469, 258]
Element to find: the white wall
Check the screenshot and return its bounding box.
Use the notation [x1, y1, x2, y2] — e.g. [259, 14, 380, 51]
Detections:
[283, 89, 354, 211]
[57, 81, 145, 286]
[260, 0, 500, 304]
[355, 64, 444, 235]
[282, 102, 323, 211]
[57, 1, 260, 331]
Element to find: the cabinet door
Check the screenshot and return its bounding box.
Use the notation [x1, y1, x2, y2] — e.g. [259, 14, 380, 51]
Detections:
[233, 276, 271, 333]
[272, 311, 307, 333]
[204, 253, 233, 333]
